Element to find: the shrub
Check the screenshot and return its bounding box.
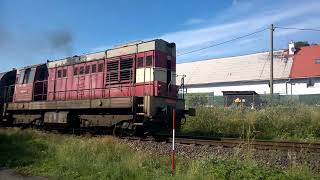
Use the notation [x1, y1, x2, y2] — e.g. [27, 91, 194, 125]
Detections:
[182, 105, 320, 141]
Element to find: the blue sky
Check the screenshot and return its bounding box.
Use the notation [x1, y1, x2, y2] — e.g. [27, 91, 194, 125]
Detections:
[0, 0, 320, 71]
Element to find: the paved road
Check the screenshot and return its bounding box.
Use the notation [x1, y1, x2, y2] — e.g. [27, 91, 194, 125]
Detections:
[0, 168, 47, 180]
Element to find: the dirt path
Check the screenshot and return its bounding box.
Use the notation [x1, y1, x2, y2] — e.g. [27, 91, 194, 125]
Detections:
[0, 168, 47, 180]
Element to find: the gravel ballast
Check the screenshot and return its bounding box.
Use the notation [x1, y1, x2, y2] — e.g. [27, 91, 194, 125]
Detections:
[118, 138, 320, 172]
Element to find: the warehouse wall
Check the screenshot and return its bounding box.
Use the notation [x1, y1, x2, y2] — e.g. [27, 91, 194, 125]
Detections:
[185, 78, 320, 96]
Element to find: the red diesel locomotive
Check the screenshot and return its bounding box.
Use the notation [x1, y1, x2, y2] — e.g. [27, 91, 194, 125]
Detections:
[0, 39, 193, 135]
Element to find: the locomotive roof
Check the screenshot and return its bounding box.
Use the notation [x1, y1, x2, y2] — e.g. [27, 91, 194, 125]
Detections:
[0, 72, 7, 80]
[16, 63, 47, 72]
[47, 39, 175, 68]
[0, 69, 16, 80]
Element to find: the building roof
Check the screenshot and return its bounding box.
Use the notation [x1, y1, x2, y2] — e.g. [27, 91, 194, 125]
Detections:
[289, 45, 320, 78]
[177, 51, 293, 86]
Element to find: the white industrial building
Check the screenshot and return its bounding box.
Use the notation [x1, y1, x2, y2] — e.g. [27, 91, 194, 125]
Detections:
[176, 43, 320, 96]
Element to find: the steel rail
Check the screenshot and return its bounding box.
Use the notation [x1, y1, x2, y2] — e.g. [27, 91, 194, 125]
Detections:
[123, 135, 320, 153]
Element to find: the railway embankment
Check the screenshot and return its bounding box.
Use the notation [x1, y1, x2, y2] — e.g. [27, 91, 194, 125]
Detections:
[1, 128, 320, 179]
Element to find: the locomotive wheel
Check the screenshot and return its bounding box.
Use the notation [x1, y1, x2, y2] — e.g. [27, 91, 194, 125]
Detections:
[113, 124, 124, 137]
[112, 122, 140, 137]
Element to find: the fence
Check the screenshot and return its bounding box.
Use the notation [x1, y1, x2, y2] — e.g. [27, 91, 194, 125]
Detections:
[183, 93, 320, 108]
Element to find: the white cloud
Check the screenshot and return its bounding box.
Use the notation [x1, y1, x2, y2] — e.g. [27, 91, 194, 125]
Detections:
[232, 0, 246, 6]
[158, 0, 320, 62]
[184, 18, 206, 26]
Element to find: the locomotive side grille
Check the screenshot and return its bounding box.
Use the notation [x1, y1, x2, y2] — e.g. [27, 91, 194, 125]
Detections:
[106, 61, 119, 82]
[120, 58, 133, 81]
[106, 58, 133, 83]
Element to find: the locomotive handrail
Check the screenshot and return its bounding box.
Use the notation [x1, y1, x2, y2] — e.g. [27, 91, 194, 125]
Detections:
[3, 84, 15, 103]
[48, 84, 137, 101]
[177, 74, 186, 100]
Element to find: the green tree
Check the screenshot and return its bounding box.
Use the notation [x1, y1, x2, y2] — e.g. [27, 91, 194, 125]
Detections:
[186, 93, 209, 107]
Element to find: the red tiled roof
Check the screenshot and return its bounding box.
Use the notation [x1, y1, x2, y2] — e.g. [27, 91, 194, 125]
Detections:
[289, 45, 320, 78]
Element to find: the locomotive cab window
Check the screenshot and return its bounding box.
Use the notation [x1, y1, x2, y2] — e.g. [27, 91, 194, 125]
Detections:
[79, 66, 84, 75]
[27, 68, 35, 84]
[146, 56, 153, 67]
[63, 69, 67, 77]
[137, 57, 144, 68]
[57, 70, 62, 78]
[98, 63, 104, 72]
[24, 69, 31, 84]
[73, 67, 78, 76]
[92, 64, 97, 73]
[19, 68, 35, 84]
[38, 68, 47, 81]
[85, 65, 90, 74]
[18, 70, 25, 84]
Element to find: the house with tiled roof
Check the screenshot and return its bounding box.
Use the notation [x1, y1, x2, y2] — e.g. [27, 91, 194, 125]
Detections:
[176, 42, 320, 96]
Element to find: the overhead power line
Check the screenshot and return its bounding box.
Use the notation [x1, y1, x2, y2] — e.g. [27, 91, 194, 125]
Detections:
[275, 26, 320, 32]
[177, 27, 269, 57]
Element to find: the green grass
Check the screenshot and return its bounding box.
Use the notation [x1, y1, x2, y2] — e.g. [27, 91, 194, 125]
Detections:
[1, 128, 320, 179]
[181, 105, 320, 142]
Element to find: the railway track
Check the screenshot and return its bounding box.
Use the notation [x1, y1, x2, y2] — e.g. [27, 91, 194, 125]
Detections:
[3, 126, 320, 153]
[125, 135, 320, 153]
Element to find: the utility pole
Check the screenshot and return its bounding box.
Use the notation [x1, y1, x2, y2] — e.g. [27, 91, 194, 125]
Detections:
[270, 24, 274, 97]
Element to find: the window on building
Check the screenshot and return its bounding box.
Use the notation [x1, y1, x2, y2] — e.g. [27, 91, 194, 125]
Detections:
[57, 70, 62, 78]
[137, 57, 144, 68]
[79, 66, 84, 75]
[63, 69, 67, 77]
[73, 67, 78, 76]
[146, 56, 153, 67]
[307, 78, 315, 88]
[315, 59, 320, 64]
[85, 65, 90, 74]
[98, 63, 104, 72]
[92, 64, 97, 73]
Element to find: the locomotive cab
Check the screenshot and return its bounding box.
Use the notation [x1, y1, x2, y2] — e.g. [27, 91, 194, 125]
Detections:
[0, 70, 17, 103]
[135, 41, 177, 98]
[0, 70, 17, 124]
[14, 64, 48, 102]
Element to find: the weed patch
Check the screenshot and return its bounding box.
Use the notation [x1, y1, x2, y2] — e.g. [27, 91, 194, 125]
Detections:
[182, 105, 320, 141]
[0, 128, 319, 179]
